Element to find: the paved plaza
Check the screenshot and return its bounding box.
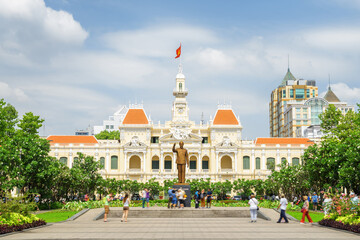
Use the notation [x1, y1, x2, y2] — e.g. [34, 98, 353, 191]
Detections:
[2, 208, 360, 240]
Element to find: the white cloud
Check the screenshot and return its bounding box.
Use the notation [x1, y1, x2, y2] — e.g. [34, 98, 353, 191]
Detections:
[302, 28, 360, 52]
[320, 82, 360, 104]
[102, 25, 218, 57]
[0, 82, 28, 101]
[0, 0, 88, 62]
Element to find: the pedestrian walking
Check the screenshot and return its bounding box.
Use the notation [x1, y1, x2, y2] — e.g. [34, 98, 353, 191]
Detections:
[206, 189, 213, 208]
[194, 190, 200, 209]
[121, 193, 130, 222]
[322, 194, 332, 216]
[312, 192, 318, 211]
[141, 188, 146, 208]
[34, 194, 40, 211]
[167, 187, 173, 209]
[277, 194, 289, 223]
[145, 188, 150, 208]
[300, 195, 313, 224]
[248, 194, 259, 223]
[103, 193, 113, 222]
[200, 189, 206, 208]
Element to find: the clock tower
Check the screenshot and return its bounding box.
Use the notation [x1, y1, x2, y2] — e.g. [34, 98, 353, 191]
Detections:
[172, 64, 189, 122]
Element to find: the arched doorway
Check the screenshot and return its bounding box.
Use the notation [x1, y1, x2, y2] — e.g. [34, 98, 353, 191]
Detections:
[221, 155, 232, 172]
[129, 155, 141, 171]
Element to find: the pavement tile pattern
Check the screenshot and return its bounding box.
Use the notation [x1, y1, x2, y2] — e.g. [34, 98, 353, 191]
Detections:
[2, 208, 359, 240]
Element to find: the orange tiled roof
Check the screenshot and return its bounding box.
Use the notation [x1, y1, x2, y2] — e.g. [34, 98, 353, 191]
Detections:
[255, 138, 313, 145]
[213, 109, 239, 125]
[122, 109, 149, 124]
[47, 136, 98, 144]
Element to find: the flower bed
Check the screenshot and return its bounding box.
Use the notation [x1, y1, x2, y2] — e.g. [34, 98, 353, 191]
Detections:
[0, 213, 46, 235]
[319, 219, 360, 234]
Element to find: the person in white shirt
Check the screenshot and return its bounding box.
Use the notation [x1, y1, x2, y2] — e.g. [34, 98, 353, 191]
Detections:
[178, 188, 185, 209]
[277, 194, 289, 223]
[248, 194, 259, 223]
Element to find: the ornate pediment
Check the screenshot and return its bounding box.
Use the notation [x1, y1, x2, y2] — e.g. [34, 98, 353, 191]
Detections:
[123, 136, 147, 150]
[215, 136, 239, 149]
[159, 132, 202, 143]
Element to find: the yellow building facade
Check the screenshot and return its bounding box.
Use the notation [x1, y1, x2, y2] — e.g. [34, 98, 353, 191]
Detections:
[48, 67, 313, 183]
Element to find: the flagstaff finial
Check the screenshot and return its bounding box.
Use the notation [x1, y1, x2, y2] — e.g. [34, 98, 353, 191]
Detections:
[178, 63, 183, 73]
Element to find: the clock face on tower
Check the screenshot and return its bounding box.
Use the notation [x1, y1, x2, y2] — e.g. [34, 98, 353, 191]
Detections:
[178, 108, 184, 114]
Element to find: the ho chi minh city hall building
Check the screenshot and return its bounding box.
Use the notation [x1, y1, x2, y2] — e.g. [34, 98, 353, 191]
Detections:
[47, 66, 314, 183]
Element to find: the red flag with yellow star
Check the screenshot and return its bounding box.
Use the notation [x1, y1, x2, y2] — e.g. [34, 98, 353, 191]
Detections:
[175, 44, 181, 58]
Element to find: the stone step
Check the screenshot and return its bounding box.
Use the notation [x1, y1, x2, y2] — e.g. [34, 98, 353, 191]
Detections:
[96, 208, 269, 220]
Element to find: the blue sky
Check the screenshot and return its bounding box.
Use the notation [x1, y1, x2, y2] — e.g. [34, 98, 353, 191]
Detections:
[0, 0, 360, 138]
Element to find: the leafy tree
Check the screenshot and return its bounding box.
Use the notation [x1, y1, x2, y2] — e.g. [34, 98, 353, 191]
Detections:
[95, 130, 120, 140]
[303, 104, 360, 193]
[233, 179, 253, 197]
[185, 178, 211, 195]
[211, 180, 232, 200]
[142, 178, 161, 197]
[70, 153, 102, 199]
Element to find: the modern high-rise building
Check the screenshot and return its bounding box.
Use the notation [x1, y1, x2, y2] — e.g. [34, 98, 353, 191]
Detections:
[269, 68, 318, 137]
[291, 86, 355, 138]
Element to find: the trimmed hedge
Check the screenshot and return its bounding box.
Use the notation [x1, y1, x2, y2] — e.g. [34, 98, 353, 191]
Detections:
[319, 219, 360, 234]
[0, 220, 46, 235]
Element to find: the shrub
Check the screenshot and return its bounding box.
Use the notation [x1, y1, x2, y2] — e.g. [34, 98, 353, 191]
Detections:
[319, 219, 360, 234]
[0, 220, 46, 235]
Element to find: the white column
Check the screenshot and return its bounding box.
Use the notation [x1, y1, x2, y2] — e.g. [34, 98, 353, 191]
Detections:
[143, 152, 146, 173]
[160, 152, 164, 172]
[276, 149, 280, 170]
[198, 153, 201, 172]
[251, 150, 255, 172]
[106, 152, 110, 171]
[262, 150, 266, 170]
[124, 152, 127, 172]
[216, 152, 219, 173]
[234, 152, 238, 172]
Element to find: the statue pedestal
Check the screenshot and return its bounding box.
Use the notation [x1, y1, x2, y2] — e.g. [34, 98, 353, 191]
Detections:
[172, 183, 191, 207]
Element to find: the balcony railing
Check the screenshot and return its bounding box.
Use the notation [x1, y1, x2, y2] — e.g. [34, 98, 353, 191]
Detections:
[164, 169, 172, 172]
[221, 168, 233, 173]
[189, 169, 197, 172]
[129, 168, 141, 172]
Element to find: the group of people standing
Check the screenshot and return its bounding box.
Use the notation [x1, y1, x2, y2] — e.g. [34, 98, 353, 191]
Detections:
[103, 193, 130, 223]
[194, 189, 212, 209]
[167, 187, 186, 209]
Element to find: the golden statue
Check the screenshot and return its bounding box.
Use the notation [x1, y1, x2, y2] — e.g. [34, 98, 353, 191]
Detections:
[172, 141, 189, 183]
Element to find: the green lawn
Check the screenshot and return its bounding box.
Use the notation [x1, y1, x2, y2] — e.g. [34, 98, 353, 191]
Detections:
[287, 210, 324, 222]
[36, 210, 79, 223]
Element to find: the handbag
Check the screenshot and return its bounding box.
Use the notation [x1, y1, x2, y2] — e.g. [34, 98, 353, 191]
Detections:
[301, 208, 305, 213]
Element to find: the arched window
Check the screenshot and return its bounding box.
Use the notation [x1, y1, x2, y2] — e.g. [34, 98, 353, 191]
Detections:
[256, 157, 261, 169]
[129, 155, 141, 170]
[281, 157, 287, 167]
[202, 156, 209, 170]
[243, 156, 250, 170]
[190, 156, 197, 170]
[111, 156, 118, 169]
[292, 157, 300, 166]
[164, 156, 172, 170]
[59, 157, 67, 165]
[221, 155, 232, 170]
[152, 156, 159, 170]
[266, 157, 275, 170]
[100, 157, 105, 169]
